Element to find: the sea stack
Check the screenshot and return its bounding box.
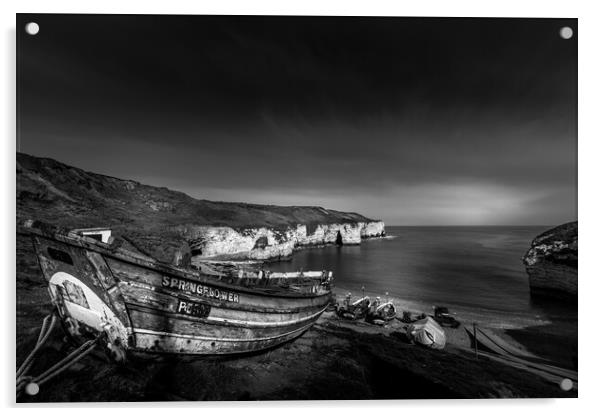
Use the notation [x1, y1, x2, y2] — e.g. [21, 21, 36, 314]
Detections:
[523, 222, 577, 301]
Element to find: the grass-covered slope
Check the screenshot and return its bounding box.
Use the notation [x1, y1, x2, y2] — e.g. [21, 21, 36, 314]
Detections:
[17, 152, 374, 261]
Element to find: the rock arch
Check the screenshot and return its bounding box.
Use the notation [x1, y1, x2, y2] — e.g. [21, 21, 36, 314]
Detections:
[253, 236, 269, 249]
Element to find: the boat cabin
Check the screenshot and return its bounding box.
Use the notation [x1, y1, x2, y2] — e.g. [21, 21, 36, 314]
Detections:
[71, 227, 113, 244]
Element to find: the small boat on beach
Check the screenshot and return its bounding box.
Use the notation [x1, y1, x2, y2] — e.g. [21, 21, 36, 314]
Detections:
[407, 317, 446, 349]
[365, 297, 396, 325]
[464, 326, 537, 360]
[433, 306, 460, 328]
[336, 294, 371, 320]
[20, 220, 334, 360]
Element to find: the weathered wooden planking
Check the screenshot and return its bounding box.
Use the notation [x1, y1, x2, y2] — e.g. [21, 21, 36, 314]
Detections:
[127, 305, 324, 340]
[118, 278, 328, 314]
[34, 237, 115, 311]
[23, 222, 330, 297]
[108, 258, 331, 310]
[85, 251, 132, 330]
[106, 257, 330, 299]
[132, 320, 316, 354]
[24, 221, 333, 356]
[120, 283, 327, 324]
[270, 271, 324, 278]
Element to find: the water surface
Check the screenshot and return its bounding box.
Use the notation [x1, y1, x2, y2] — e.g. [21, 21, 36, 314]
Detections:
[270, 226, 576, 327]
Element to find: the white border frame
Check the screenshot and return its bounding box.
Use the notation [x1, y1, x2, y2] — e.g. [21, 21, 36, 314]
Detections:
[3, 1, 600, 414]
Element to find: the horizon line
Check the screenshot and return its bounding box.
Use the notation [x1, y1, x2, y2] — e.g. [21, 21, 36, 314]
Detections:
[384, 224, 575, 227]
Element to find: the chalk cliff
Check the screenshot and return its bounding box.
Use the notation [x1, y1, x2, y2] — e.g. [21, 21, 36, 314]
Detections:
[176, 221, 386, 261]
[17, 152, 385, 263]
[523, 222, 577, 301]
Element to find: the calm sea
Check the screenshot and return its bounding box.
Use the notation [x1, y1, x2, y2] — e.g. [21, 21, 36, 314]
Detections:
[270, 226, 577, 328]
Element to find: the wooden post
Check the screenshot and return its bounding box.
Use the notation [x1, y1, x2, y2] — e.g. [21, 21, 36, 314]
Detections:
[473, 322, 479, 360]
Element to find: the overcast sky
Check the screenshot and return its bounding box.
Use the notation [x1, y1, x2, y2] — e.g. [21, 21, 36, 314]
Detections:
[18, 15, 577, 225]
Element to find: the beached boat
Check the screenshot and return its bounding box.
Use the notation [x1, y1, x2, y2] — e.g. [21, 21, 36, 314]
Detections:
[365, 298, 396, 325]
[20, 220, 334, 360]
[336, 294, 371, 320]
[464, 326, 538, 360]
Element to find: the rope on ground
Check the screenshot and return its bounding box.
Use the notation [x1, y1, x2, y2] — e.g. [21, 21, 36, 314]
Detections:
[16, 312, 101, 398]
[16, 313, 57, 379]
[32, 338, 99, 386]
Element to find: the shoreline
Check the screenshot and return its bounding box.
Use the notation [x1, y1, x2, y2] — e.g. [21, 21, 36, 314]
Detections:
[16, 233, 577, 401]
[213, 228, 578, 372]
[331, 287, 577, 371]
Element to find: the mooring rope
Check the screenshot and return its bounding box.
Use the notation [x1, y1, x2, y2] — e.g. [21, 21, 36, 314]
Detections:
[16, 313, 57, 380]
[16, 312, 100, 398]
[32, 338, 99, 386]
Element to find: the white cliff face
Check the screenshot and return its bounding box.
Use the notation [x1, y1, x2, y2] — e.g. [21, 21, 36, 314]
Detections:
[177, 220, 386, 261]
[177, 226, 296, 260]
[361, 220, 386, 238]
[296, 223, 361, 246]
[522, 222, 577, 300]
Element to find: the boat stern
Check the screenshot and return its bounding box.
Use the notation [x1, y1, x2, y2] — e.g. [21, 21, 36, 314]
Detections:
[25, 223, 131, 362]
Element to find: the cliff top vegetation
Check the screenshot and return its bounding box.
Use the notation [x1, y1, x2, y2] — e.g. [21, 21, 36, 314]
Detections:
[17, 152, 378, 261]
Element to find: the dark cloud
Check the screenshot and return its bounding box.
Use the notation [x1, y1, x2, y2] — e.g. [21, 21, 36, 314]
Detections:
[17, 14, 577, 225]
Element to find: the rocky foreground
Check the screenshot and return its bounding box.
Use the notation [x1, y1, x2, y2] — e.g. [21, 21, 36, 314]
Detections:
[523, 222, 577, 301]
[17, 153, 384, 262]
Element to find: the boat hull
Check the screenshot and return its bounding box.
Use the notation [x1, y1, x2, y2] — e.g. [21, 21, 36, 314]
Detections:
[30, 231, 331, 357]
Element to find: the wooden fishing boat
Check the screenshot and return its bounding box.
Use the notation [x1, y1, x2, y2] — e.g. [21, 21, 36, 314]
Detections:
[20, 220, 334, 361]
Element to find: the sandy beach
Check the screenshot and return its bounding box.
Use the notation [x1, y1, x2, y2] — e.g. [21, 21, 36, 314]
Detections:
[334, 286, 578, 371]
